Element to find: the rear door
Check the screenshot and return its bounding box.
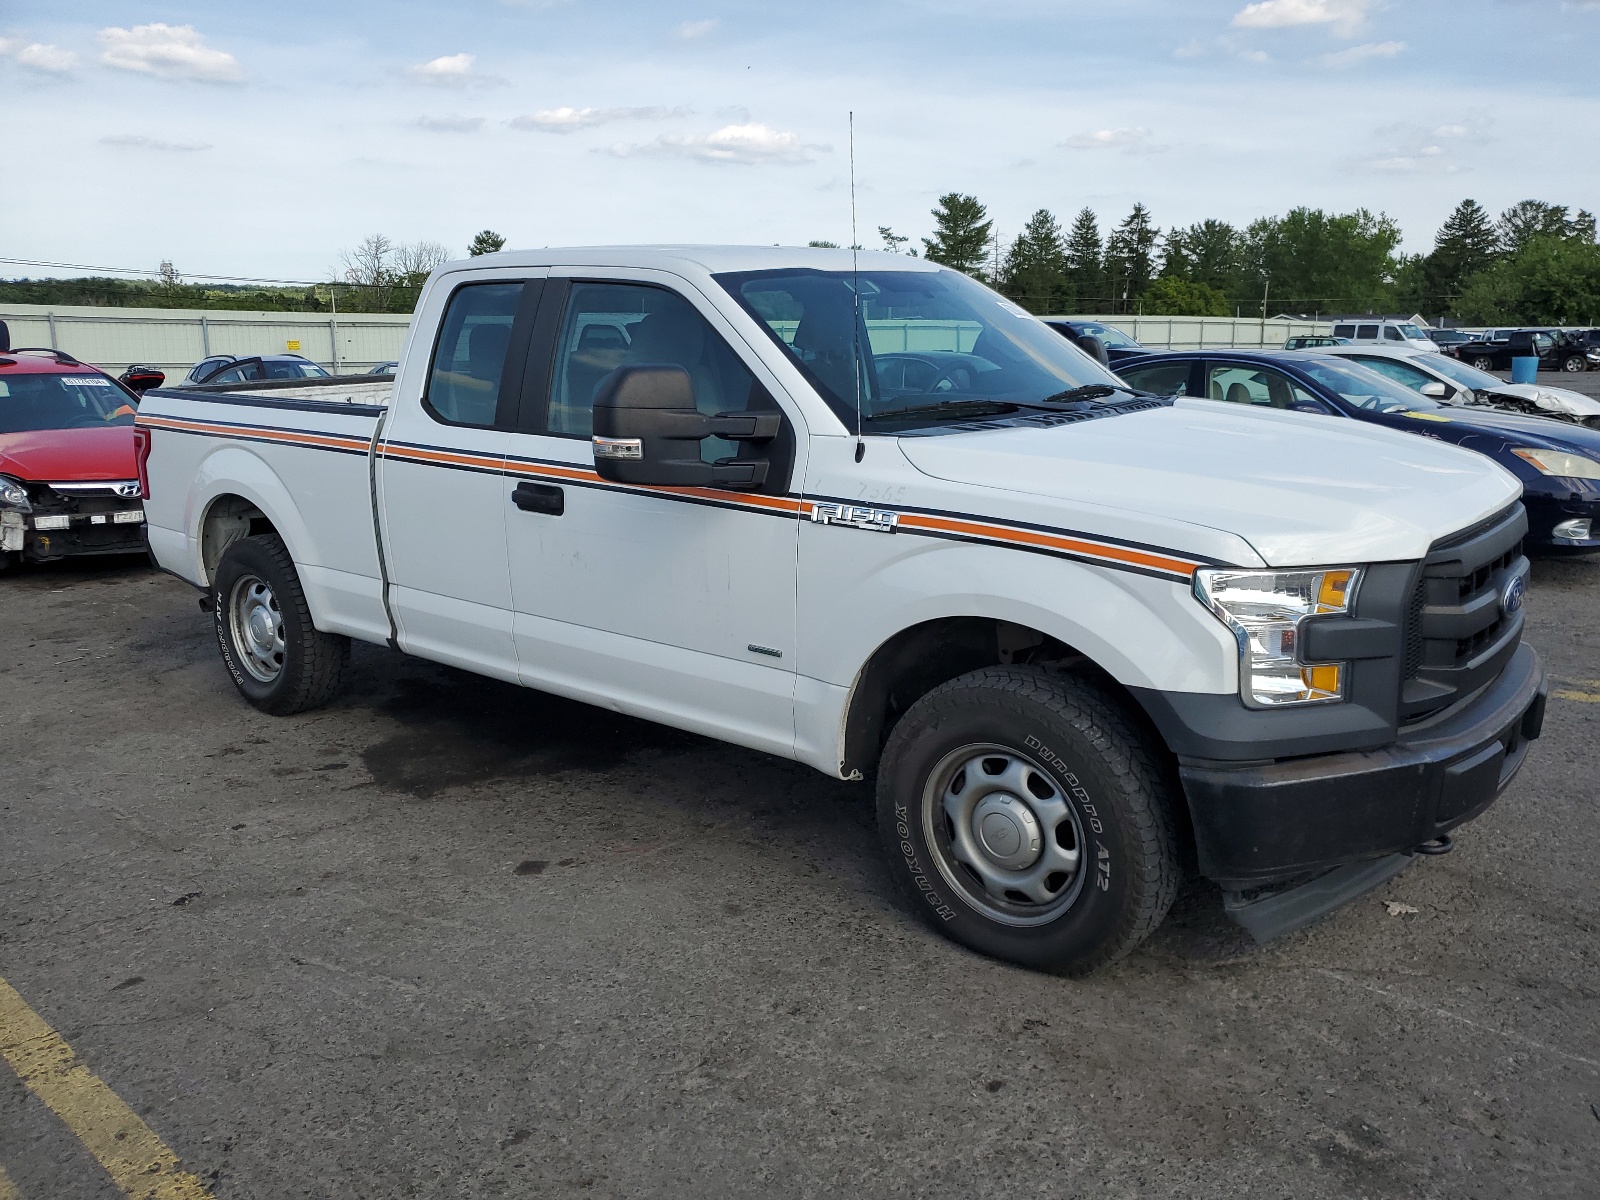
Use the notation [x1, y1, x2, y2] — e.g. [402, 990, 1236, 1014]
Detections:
[499, 270, 803, 757]
[376, 270, 546, 682]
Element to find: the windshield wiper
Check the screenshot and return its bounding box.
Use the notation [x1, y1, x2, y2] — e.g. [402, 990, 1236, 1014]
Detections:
[1037, 383, 1136, 405]
[865, 399, 1026, 422]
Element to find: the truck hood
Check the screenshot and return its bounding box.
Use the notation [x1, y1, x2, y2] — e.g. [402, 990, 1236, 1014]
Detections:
[896, 400, 1522, 568]
[0, 426, 137, 482]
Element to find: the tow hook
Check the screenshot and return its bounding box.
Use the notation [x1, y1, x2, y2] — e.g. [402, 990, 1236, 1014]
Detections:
[1410, 835, 1454, 857]
[198, 594, 214, 613]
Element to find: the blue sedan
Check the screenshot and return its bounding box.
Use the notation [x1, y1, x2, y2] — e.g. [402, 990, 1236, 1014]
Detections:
[1116, 349, 1600, 553]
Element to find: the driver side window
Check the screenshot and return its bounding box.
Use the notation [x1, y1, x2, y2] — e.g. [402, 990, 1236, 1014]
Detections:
[545, 282, 761, 465]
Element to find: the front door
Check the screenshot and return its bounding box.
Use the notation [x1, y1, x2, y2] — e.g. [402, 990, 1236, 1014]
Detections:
[501, 275, 802, 757]
[377, 272, 545, 682]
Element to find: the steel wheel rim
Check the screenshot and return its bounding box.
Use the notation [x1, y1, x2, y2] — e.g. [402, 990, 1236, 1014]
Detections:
[228, 573, 285, 683]
[921, 743, 1089, 928]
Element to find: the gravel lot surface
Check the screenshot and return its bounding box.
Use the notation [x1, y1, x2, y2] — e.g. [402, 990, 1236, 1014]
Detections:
[2, 551, 1598, 1199]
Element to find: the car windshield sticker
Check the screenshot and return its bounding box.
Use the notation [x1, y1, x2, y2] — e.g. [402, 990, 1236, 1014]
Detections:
[1403, 411, 1451, 422]
[65, 375, 113, 386]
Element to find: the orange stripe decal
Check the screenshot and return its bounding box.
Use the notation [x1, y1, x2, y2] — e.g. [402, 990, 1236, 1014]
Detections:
[892, 511, 1201, 578]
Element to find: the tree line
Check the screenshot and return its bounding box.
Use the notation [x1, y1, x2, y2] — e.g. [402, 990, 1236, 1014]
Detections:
[0, 230, 510, 314]
[899, 194, 1600, 326]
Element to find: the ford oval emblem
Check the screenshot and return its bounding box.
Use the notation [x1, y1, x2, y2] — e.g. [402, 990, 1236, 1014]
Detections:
[1501, 575, 1527, 616]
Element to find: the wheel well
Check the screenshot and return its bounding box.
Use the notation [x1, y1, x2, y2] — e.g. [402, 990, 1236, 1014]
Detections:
[200, 494, 277, 583]
[840, 616, 1196, 870]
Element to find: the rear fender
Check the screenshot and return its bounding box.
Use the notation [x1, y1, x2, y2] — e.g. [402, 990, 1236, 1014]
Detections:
[187, 444, 320, 587]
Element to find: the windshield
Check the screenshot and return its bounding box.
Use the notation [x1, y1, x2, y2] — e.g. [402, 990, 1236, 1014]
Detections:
[1397, 324, 1426, 340]
[714, 267, 1125, 428]
[1073, 322, 1140, 349]
[1298, 358, 1444, 413]
[0, 372, 136, 433]
[1424, 355, 1502, 391]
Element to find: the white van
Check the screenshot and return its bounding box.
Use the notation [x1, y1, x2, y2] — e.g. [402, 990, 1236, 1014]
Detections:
[1328, 319, 1440, 353]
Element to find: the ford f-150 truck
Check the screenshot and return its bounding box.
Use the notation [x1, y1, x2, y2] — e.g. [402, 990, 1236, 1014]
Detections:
[136, 247, 1547, 974]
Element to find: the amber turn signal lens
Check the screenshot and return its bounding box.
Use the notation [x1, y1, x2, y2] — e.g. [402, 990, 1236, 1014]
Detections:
[1301, 664, 1343, 696]
[1316, 570, 1354, 612]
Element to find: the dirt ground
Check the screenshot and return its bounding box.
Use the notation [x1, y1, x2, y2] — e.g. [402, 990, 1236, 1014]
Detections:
[2, 552, 1598, 1199]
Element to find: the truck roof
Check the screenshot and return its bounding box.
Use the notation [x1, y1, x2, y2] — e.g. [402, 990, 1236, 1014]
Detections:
[435, 245, 943, 276]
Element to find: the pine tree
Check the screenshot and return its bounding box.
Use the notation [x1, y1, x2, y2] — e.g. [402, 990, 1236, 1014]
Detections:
[1104, 203, 1159, 312]
[1497, 201, 1573, 254]
[468, 230, 507, 256]
[999, 209, 1068, 313]
[922, 194, 993, 278]
[1064, 208, 1104, 311]
[1423, 200, 1499, 308]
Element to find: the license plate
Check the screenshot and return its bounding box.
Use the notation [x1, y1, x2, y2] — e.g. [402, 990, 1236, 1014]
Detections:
[113, 508, 145, 524]
[32, 515, 70, 531]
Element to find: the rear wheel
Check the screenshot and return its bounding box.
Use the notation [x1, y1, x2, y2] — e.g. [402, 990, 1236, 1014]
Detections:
[876, 667, 1179, 975]
[212, 533, 349, 715]
[1471, 356, 1496, 372]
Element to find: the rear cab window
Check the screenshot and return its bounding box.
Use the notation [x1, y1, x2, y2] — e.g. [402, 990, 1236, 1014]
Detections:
[424, 283, 526, 427]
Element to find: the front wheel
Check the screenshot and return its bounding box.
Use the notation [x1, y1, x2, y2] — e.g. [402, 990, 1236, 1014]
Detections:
[876, 667, 1179, 975]
[1561, 354, 1587, 374]
[212, 532, 349, 715]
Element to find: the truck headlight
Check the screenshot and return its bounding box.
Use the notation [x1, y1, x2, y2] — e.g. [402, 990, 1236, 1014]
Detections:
[1511, 448, 1600, 480]
[0, 475, 31, 512]
[1194, 567, 1362, 707]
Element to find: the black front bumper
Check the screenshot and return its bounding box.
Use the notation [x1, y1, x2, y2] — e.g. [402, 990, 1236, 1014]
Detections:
[1180, 643, 1546, 892]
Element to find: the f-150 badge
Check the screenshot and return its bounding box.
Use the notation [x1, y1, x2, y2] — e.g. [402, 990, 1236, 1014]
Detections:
[809, 501, 899, 533]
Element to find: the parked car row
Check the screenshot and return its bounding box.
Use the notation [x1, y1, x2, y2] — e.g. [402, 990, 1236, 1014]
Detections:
[1446, 328, 1600, 375]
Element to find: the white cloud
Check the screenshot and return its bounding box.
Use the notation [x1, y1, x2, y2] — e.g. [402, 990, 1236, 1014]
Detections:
[675, 19, 719, 39]
[1061, 127, 1168, 154]
[98, 24, 243, 83]
[1232, 0, 1373, 36]
[1319, 39, 1404, 66]
[99, 133, 211, 152]
[0, 38, 79, 72]
[605, 123, 825, 166]
[510, 105, 684, 132]
[407, 53, 480, 86]
[1342, 119, 1483, 175]
[412, 114, 484, 133]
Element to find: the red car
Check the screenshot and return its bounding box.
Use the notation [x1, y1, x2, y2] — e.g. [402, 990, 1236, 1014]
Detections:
[0, 349, 149, 569]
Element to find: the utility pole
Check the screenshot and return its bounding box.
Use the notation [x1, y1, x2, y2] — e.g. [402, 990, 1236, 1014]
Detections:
[1261, 275, 1270, 320]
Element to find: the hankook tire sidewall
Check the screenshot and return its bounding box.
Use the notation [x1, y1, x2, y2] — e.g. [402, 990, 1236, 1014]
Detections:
[213, 544, 287, 707]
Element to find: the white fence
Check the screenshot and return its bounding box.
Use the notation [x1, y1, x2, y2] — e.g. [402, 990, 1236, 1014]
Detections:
[0, 302, 1333, 377]
[0, 302, 412, 374]
[1053, 314, 1333, 350]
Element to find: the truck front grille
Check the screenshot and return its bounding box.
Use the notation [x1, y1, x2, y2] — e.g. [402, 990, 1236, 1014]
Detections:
[1401, 504, 1528, 724]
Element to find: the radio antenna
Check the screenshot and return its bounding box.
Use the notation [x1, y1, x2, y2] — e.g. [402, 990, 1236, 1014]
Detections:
[849, 110, 864, 463]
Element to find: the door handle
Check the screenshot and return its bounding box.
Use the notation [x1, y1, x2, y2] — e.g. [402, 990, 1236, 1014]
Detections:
[512, 481, 564, 515]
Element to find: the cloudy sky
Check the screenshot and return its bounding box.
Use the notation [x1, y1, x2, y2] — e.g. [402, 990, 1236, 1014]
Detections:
[3, 0, 1598, 282]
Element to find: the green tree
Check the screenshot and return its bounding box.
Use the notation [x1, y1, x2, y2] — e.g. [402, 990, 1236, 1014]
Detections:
[807, 240, 841, 248]
[1456, 235, 1600, 325]
[998, 209, 1068, 313]
[468, 230, 507, 256]
[877, 225, 913, 254]
[1496, 201, 1575, 254]
[922, 193, 993, 278]
[1104, 203, 1159, 311]
[1140, 276, 1229, 317]
[1063, 208, 1104, 310]
[1423, 199, 1499, 309]
[1233, 207, 1401, 313]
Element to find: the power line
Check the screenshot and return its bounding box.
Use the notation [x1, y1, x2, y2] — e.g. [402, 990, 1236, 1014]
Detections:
[0, 257, 393, 290]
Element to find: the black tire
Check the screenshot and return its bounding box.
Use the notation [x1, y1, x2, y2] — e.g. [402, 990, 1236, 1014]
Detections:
[1561, 354, 1586, 374]
[1471, 356, 1496, 372]
[876, 667, 1179, 975]
[211, 532, 349, 715]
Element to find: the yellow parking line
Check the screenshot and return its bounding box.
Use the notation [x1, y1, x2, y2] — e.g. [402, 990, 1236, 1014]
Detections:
[0, 975, 213, 1200]
[0, 1161, 19, 1200]
[1553, 689, 1600, 703]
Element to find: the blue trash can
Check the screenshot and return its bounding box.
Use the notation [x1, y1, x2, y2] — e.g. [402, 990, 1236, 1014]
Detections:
[1511, 356, 1539, 384]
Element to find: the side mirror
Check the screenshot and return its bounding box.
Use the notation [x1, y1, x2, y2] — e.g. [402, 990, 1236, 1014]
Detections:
[119, 365, 166, 394]
[1418, 381, 1448, 399]
[1074, 334, 1110, 366]
[591, 365, 780, 490]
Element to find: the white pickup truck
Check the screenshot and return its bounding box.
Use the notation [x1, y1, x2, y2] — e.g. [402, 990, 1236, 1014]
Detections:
[137, 247, 1547, 973]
